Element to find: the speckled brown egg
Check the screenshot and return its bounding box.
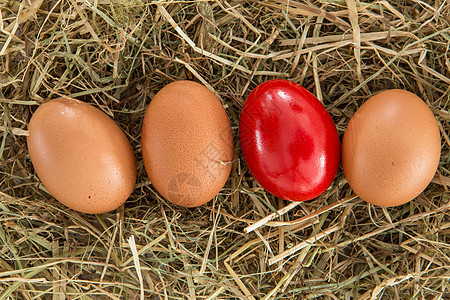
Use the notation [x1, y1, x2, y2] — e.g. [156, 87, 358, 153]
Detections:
[141, 81, 233, 207]
[27, 98, 137, 214]
[342, 89, 441, 207]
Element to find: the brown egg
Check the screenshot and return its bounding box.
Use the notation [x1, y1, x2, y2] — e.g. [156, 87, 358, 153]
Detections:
[141, 81, 233, 207]
[342, 89, 441, 207]
[27, 98, 137, 214]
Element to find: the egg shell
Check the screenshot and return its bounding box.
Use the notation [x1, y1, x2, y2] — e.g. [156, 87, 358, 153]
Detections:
[27, 98, 137, 214]
[239, 79, 341, 201]
[342, 89, 441, 207]
[141, 81, 233, 207]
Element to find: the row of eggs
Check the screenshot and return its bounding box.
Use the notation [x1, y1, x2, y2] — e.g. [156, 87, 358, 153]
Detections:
[27, 80, 441, 214]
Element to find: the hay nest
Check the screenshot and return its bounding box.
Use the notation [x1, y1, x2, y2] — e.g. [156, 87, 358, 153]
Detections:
[1, 0, 449, 299]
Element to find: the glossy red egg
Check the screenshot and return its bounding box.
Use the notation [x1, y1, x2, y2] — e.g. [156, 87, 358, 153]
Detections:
[239, 79, 340, 201]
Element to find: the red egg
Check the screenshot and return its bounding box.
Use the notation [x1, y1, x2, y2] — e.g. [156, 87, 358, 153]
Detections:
[239, 79, 340, 201]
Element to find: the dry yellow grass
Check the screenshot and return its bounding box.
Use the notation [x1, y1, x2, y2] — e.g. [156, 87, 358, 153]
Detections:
[0, 0, 449, 299]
